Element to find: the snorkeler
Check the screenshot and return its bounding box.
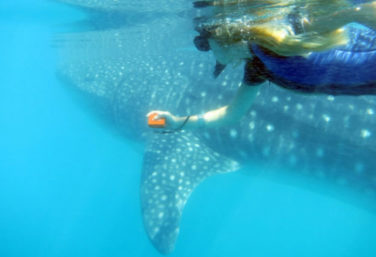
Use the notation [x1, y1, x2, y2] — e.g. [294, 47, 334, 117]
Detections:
[147, 0, 376, 131]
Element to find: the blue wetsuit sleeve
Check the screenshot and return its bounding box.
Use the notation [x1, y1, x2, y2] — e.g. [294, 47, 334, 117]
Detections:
[243, 57, 268, 86]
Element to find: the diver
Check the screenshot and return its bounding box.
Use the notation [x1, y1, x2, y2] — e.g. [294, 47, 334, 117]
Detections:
[147, 1, 376, 131]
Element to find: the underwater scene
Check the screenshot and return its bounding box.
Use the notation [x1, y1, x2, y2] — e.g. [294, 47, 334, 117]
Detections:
[1, 0, 376, 256]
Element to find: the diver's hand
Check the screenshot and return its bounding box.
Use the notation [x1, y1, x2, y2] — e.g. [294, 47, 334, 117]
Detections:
[147, 111, 183, 130]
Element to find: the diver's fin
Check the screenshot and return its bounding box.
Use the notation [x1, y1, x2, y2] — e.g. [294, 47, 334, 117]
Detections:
[213, 61, 226, 78]
[193, 1, 214, 8]
[141, 132, 239, 254]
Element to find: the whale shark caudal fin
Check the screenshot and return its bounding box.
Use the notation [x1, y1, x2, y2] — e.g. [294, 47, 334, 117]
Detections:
[140, 132, 239, 254]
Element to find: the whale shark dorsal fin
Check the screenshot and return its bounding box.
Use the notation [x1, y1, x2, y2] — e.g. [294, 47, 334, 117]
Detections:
[213, 61, 226, 78]
[140, 131, 239, 254]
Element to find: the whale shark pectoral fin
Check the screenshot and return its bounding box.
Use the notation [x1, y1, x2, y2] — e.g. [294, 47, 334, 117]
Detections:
[140, 132, 239, 254]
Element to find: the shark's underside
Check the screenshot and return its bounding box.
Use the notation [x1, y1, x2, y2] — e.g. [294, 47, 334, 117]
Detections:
[55, 0, 376, 254]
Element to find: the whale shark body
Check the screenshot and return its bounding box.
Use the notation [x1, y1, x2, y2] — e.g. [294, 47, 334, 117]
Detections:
[56, 0, 376, 254]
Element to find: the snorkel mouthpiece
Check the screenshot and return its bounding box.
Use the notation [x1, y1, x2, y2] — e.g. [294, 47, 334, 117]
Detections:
[194, 35, 210, 51]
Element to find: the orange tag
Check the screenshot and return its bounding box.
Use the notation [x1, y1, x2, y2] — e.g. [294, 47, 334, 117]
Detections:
[148, 113, 166, 128]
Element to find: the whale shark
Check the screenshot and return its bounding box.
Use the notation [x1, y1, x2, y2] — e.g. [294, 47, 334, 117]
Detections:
[55, 0, 376, 254]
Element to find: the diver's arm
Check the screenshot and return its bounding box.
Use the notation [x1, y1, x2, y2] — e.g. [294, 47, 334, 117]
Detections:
[187, 83, 261, 129]
[304, 2, 376, 33]
[148, 83, 261, 130]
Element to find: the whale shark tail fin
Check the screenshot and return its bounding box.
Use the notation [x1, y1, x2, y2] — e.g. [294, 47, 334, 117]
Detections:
[140, 131, 239, 254]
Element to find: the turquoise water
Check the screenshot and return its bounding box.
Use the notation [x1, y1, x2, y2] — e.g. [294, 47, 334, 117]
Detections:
[1, 1, 376, 257]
